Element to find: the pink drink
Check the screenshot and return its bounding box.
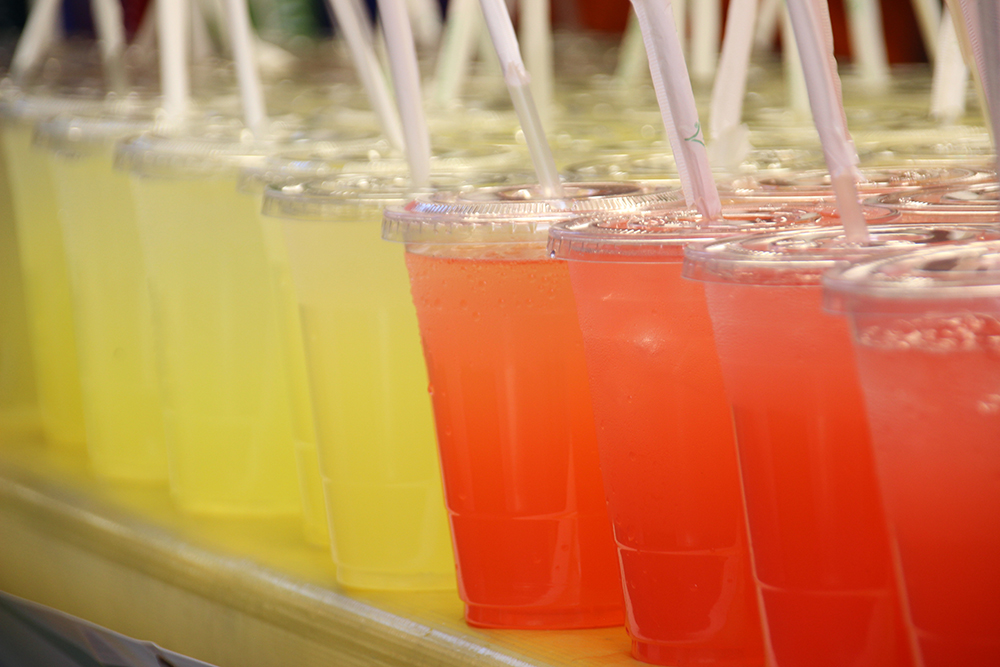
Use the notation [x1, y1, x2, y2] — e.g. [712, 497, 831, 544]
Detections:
[685, 225, 1000, 667]
[825, 242, 1000, 666]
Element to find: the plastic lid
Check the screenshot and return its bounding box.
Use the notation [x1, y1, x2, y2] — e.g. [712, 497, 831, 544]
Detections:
[382, 182, 682, 246]
[727, 166, 992, 200]
[564, 147, 825, 182]
[823, 241, 1000, 315]
[547, 205, 822, 262]
[34, 112, 165, 155]
[261, 172, 532, 221]
[872, 182, 1000, 209]
[684, 224, 1000, 286]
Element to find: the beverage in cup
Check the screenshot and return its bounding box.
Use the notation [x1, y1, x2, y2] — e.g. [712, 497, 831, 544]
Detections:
[117, 124, 303, 515]
[683, 224, 1000, 667]
[823, 241, 1000, 667]
[37, 111, 168, 481]
[0, 89, 107, 447]
[383, 183, 681, 628]
[263, 173, 530, 590]
[547, 205, 836, 664]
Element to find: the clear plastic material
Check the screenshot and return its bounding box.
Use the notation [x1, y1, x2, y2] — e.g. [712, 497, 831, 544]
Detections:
[822, 241, 1000, 667]
[867, 182, 1000, 224]
[683, 224, 1000, 667]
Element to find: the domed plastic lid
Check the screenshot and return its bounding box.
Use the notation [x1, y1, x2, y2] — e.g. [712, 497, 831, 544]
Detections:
[382, 182, 681, 245]
[871, 182, 999, 211]
[115, 116, 319, 178]
[34, 111, 165, 155]
[262, 172, 531, 220]
[728, 166, 992, 200]
[547, 205, 821, 262]
[824, 241, 1000, 315]
[684, 224, 1000, 286]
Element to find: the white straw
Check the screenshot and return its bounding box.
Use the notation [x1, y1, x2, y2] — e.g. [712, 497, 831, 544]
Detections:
[754, 0, 782, 51]
[375, 0, 432, 188]
[951, 0, 1000, 153]
[709, 0, 757, 168]
[10, 0, 62, 83]
[614, 10, 649, 85]
[90, 0, 127, 66]
[478, 0, 562, 198]
[782, 5, 810, 116]
[844, 0, 890, 85]
[785, 0, 868, 243]
[158, 0, 190, 124]
[930, 7, 969, 122]
[910, 0, 941, 60]
[631, 0, 721, 220]
[405, 0, 443, 49]
[520, 0, 555, 124]
[221, 0, 268, 136]
[325, 0, 405, 150]
[690, 0, 720, 82]
[432, 0, 483, 107]
[674, 0, 687, 55]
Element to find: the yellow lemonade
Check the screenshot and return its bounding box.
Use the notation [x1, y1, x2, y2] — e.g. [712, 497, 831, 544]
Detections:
[272, 188, 455, 590]
[0, 130, 40, 440]
[129, 173, 301, 516]
[0, 121, 86, 447]
[255, 193, 329, 547]
[48, 140, 168, 481]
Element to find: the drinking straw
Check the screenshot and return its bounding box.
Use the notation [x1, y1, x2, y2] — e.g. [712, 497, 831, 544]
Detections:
[478, 0, 563, 198]
[520, 0, 554, 124]
[784, 0, 868, 243]
[709, 0, 757, 168]
[911, 0, 941, 60]
[782, 6, 810, 116]
[930, 7, 970, 122]
[754, 0, 782, 51]
[375, 0, 432, 188]
[9, 0, 62, 82]
[90, 0, 127, 67]
[221, 0, 269, 136]
[614, 10, 648, 85]
[843, 0, 890, 85]
[432, 0, 482, 106]
[630, 0, 722, 220]
[324, 0, 405, 150]
[950, 0, 1000, 155]
[405, 0, 443, 49]
[690, 0, 720, 82]
[159, 0, 191, 124]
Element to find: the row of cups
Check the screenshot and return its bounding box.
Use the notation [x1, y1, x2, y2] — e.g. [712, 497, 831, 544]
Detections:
[0, 79, 998, 667]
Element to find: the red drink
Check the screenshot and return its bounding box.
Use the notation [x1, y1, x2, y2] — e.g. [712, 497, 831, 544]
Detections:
[686, 225, 1000, 667]
[405, 250, 622, 628]
[826, 242, 1000, 666]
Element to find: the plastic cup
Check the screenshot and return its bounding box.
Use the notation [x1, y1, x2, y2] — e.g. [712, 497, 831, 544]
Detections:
[546, 205, 839, 664]
[36, 112, 168, 481]
[0, 90, 107, 448]
[823, 241, 1000, 667]
[684, 224, 1000, 667]
[262, 173, 514, 590]
[0, 124, 39, 440]
[382, 182, 682, 629]
[117, 125, 303, 516]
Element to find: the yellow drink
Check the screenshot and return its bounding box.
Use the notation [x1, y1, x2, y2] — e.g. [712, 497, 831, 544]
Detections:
[47, 130, 167, 481]
[0, 129, 40, 440]
[128, 169, 301, 516]
[267, 180, 455, 590]
[0, 121, 86, 448]
[254, 190, 329, 547]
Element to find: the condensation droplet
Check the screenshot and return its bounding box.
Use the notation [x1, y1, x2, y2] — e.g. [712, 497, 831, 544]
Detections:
[976, 394, 1000, 416]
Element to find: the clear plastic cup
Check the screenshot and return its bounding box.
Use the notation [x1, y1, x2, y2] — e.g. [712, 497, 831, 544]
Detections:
[0, 89, 109, 448]
[823, 241, 1000, 667]
[263, 173, 524, 590]
[35, 111, 169, 481]
[0, 120, 39, 440]
[117, 124, 304, 516]
[383, 182, 681, 629]
[546, 204, 837, 664]
[684, 224, 1000, 667]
